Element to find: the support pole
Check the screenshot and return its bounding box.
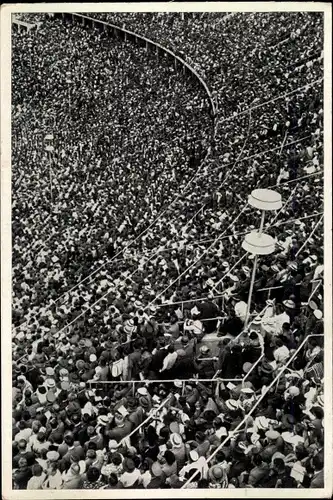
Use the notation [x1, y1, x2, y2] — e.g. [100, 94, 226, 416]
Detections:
[244, 211, 265, 328]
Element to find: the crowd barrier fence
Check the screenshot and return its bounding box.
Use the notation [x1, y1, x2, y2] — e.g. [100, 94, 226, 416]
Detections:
[55, 12, 217, 119]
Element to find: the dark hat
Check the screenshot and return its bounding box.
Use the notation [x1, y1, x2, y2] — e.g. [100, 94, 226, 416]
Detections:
[138, 396, 150, 410]
[126, 397, 138, 410]
[260, 361, 274, 375]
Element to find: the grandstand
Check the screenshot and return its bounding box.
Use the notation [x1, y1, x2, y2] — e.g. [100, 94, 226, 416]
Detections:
[10, 10, 326, 491]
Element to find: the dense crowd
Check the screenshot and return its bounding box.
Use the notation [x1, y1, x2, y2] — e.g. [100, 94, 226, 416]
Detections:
[12, 12, 324, 490]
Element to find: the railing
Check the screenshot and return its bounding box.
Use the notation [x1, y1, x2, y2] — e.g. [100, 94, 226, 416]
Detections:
[12, 11, 218, 335]
[55, 12, 216, 117]
[181, 333, 324, 488]
[12, 18, 39, 33]
[118, 394, 172, 446]
[157, 278, 323, 310]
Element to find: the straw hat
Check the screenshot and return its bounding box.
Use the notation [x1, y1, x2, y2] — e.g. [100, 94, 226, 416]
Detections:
[265, 430, 280, 441]
[283, 299, 296, 309]
[170, 433, 182, 448]
[46, 450, 60, 461]
[313, 309, 323, 320]
[151, 461, 163, 477]
[209, 465, 224, 482]
[255, 416, 269, 430]
[46, 378, 56, 388]
[225, 399, 239, 411]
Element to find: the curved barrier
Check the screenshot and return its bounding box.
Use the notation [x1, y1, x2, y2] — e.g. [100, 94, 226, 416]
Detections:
[54, 12, 217, 119]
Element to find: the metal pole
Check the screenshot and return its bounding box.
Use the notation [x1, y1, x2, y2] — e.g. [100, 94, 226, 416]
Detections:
[244, 211, 265, 328]
[49, 152, 53, 208]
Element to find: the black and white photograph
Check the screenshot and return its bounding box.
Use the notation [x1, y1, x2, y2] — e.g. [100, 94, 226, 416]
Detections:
[1, 2, 332, 498]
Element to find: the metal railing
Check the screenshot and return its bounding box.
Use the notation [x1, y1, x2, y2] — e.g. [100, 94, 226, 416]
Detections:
[181, 333, 324, 488]
[56, 12, 216, 117]
[118, 394, 172, 446]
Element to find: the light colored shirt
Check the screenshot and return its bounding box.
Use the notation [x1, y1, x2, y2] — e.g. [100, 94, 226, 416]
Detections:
[119, 469, 142, 487]
[27, 473, 46, 490]
[161, 352, 178, 372]
[15, 428, 33, 442]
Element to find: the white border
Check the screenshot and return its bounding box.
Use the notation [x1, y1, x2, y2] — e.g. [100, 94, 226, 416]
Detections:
[1, 3, 332, 499]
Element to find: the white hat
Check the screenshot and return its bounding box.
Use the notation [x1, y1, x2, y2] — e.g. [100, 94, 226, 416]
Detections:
[241, 387, 254, 395]
[116, 405, 129, 418]
[137, 387, 148, 396]
[252, 316, 262, 325]
[313, 309, 323, 320]
[255, 416, 269, 430]
[189, 450, 199, 461]
[287, 386, 300, 398]
[225, 399, 239, 411]
[89, 354, 97, 362]
[97, 415, 110, 426]
[170, 433, 182, 448]
[108, 440, 119, 450]
[283, 299, 296, 309]
[46, 378, 56, 388]
[281, 432, 304, 447]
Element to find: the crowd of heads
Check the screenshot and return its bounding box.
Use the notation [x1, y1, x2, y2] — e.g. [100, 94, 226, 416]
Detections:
[12, 12, 324, 489]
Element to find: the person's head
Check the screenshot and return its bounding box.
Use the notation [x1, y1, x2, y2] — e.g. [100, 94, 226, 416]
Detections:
[164, 450, 176, 466]
[198, 478, 209, 488]
[87, 425, 95, 437]
[70, 463, 80, 476]
[18, 420, 26, 430]
[86, 466, 100, 483]
[18, 439, 27, 452]
[282, 322, 290, 333]
[32, 464, 43, 477]
[18, 457, 28, 468]
[51, 432, 63, 445]
[272, 458, 285, 474]
[37, 430, 46, 442]
[64, 434, 74, 446]
[312, 453, 324, 471]
[195, 431, 205, 443]
[108, 473, 118, 487]
[32, 420, 41, 433]
[48, 462, 59, 475]
[112, 453, 122, 466]
[87, 449, 97, 460]
[252, 454, 262, 466]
